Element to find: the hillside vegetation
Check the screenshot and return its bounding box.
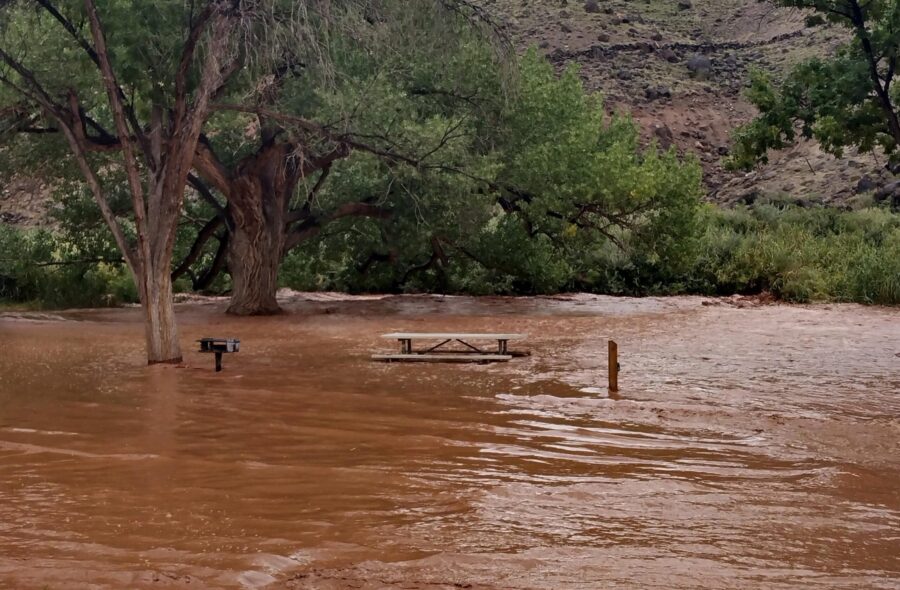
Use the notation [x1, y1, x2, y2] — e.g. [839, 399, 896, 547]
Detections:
[482, 0, 894, 205]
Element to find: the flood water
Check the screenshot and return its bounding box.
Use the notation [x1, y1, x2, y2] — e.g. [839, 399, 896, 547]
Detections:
[0, 294, 898, 589]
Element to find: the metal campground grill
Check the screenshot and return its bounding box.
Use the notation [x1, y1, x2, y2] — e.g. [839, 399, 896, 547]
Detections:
[198, 338, 240, 372]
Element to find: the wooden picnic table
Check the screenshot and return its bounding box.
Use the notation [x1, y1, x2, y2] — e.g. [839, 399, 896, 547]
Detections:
[375, 332, 527, 363]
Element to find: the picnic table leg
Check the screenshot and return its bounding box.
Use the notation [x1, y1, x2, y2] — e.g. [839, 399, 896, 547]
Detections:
[456, 339, 485, 353]
[498, 339, 508, 354]
[399, 339, 412, 354]
[424, 339, 452, 353]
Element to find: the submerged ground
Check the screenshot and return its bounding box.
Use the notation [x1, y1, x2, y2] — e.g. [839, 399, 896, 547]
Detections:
[0, 294, 898, 589]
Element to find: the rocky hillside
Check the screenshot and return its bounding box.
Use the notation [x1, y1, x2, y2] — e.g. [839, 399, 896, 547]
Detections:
[483, 0, 893, 205]
[0, 178, 50, 227]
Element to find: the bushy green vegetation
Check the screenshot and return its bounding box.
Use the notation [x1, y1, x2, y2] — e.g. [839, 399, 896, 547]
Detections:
[275, 51, 704, 296]
[0, 180, 222, 308]
[275, 201, 900, 304]
[0, 224, 136, 309]
[689, 203, 900, 304]
[3, 201, 898, 307]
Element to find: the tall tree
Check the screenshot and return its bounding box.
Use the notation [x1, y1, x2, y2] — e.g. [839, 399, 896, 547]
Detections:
[179, 0, 509, 314]
[0, 0, 245, 362]
[732, 0, 900, 168]
[278, 53, 704, 295]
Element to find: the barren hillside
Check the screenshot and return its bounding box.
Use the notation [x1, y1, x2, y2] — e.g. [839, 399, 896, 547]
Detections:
[484, 0, 888, 204]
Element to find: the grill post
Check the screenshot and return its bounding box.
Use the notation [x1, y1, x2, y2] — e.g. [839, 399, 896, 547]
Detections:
[608, 340, 619, 393]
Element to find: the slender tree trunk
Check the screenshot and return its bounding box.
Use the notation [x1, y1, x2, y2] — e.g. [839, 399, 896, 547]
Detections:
[138, 263, 182, 363]
[1, 0, 240, 365]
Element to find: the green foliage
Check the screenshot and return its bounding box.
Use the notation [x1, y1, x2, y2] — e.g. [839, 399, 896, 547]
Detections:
[11, 201, 897, 307]
[733, 0, 900, 167]
[687, 203, 900, 304]
[5, 1, 895, 309]
[482, 53, 703, 293]
[278, 50, 703, 296]
[0, 224, 137, 308]
[451, 217, 573, 294]
[0, 176, 220, 308]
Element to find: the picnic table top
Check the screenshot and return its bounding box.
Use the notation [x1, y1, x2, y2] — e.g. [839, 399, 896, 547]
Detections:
[382, 332, 526, 340]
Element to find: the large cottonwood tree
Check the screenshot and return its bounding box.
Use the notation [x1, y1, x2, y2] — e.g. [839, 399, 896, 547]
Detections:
[178, 0, 509, 314]
[2, 0, 508, 317]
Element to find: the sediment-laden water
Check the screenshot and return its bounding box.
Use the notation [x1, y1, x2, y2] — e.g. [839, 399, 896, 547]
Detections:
[0, 294, 897, 589]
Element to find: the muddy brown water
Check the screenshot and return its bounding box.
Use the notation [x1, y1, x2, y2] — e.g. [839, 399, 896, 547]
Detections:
[0, 294, 898, 589]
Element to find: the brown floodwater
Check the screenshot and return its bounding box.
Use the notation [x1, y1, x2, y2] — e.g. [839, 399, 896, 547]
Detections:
[0, 293, 898, 589]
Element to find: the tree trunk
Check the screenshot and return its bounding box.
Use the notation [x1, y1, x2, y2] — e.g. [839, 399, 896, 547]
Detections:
[226, 220, 284, 315]
[193, 142, 350, 315]
[225, 176, 287, 316]
[139, 264, 183, 364]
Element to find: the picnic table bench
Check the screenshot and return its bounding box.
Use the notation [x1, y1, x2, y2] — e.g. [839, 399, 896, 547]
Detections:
[373, 332, 527, 363]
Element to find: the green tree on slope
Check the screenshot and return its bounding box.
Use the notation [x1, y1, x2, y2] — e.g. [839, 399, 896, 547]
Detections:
[732, 0, 900, 167]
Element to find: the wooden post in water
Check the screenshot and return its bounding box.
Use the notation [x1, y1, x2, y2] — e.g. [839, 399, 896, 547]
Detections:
[608, 340, 619, 393]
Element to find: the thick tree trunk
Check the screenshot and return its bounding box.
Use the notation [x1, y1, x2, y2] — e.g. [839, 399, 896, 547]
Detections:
[138, 264, 183, 364]
[193, 142, 349, 315]
[226, 220, 284, 315]
[225, 175, 287, 316]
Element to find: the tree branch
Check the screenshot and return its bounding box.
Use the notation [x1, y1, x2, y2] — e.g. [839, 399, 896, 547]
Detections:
[846, 0, 900, 145]
[34, 0, 152, 164]
[400, 236, 446, 285]
[34, 0, 102, 66]
[210, 103, 424, 168]
[190, 232, 230, 291]
[187, 173, 229, 222]
[83, 0, 151, 269]
[171, 215, 225, 281]
[13, 257, 125, 267]
[288, 164, 332, 221]
[193, 136, 233, 196]
[174, 3, 217, 124]
[0, 50, 137, 269]
[282, 201, 391, 254]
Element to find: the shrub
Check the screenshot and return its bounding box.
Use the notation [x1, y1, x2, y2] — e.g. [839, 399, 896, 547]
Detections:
[686, 203, 900, 304]
[0, 225, 137, 308]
